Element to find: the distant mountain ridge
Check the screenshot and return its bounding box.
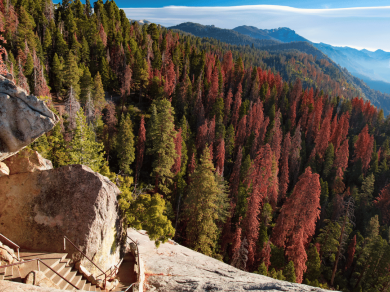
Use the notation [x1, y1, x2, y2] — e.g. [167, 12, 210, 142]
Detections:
[169, 22, 281, 49]
[169, 22, 330, 61]
[233, 26, 309, 43]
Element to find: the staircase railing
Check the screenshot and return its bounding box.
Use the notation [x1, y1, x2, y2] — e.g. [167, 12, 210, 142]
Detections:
[0, 258, 79, 290]
[63, 235, 107, 289]
[123, 235, 140, 292]
[0, 233, 20, 260]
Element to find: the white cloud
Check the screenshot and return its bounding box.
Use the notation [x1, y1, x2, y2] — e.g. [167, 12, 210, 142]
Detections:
[122, 5, 390, 51]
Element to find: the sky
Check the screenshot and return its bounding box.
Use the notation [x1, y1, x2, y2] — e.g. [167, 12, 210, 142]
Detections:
[107, 0, 390, 52]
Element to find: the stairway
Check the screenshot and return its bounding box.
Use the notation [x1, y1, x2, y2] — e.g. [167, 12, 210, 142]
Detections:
[0, 250, 103, 291]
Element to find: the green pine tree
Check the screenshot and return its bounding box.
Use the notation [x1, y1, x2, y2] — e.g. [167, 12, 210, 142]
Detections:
[99, 57, 111, 89]
[147, 99, 177, 195]
[284, 261, 297, 283]
[51, 53, 63, 94]
[323, 143, 335, 178]
[117, 113, 135, 176]
[304, 244, 321, 284]
[43, 27, 52, 59]
[92, 72, 106, 110]
[80, 66, 93, 103]
[47, 122, 69, 168]
[63, 51, 80, 97]
[185, 147, 220, 257]
[68, 109, 105, 172]
[119, 189, 175, 248]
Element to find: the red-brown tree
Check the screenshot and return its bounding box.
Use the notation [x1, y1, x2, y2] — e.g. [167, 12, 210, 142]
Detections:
[215, 139, 225, 176]
[243, 144, 273, 269]
[279, 132, 291, 201]
[375, 184, 390, 224]
[271, 167, 321, 283]
[354, 125, 374, 173]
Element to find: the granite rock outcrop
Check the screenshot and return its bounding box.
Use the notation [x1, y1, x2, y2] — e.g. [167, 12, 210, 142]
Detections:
[0, 74, 58, 161]
[3, 148, 53, 175]
[0, 164, 123, 277]
[128, 229, 333, 292]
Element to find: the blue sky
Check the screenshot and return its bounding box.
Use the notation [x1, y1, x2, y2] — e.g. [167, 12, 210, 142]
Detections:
[113, 0, 389, 9]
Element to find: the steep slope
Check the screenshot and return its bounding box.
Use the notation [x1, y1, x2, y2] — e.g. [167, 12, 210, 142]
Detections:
[312, 43, 390, 84]
[172, 22, 390, 113]
[234, 25, 390, 99]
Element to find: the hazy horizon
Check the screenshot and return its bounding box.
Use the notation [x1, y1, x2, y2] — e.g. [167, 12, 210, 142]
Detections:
[121, 4, 390, 52]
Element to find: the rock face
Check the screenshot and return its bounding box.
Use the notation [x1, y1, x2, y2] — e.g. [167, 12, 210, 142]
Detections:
[0, 74, 58, 161]
[3, 148, 53, 175]
[128, 229, 332, 292]
[0, 164, 123, 277]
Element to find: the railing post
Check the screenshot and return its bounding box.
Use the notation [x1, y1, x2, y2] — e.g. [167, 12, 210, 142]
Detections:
[17, 248, 19, 261]
[37, 260, 40, 271]
[63, 237, 66, 251]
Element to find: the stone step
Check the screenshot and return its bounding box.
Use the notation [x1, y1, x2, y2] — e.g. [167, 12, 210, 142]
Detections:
[45, 259, 71, 281]
[18, 251, 67, 278]
[70, 273, 83, 289]
[56, 269, 77, 290]
[83, 282, 91, 291]
[4, 250, 108, 291]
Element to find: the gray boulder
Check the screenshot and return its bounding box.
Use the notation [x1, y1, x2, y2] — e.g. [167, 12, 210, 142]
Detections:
[127, 229, 333, 292]
[0, 74, 58, 161]
[0, 164, 123, 277]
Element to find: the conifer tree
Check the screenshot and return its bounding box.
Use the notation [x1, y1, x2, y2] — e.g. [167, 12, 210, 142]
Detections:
[65, 86, 81, 130]
[284, 261, 296, 283]
[304, 244, 321, 285]
[51, 53, 63, 95]
[68, 109, 105, 172]
[80, 66, 93, 103]
[354, 125, 374, 174]
[171, 128, 182, 175]
[47, 122, 69, 168]
[185, 147, 220, 256]
[243, 144, 273, 268]
[374, 184, 390, 224]
[279, 132, 291, 200]
[93, 72, 106, 110]
[117, 113, 135, 176]
[64, 51, 80, 97]
[322, 143, 335, 178]
[147, 99, 177, 195]
[103, 101, 117, 162]
[135, 115, 146, 186]
[271, 167, 321, 283]
[119, 191, 175, 248]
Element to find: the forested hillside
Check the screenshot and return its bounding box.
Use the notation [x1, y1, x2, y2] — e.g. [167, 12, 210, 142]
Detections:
[1, 0, 390, 291]
[173, 22, 390, 115]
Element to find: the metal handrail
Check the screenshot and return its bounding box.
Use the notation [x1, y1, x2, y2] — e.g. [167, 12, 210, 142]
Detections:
[63, 235, 107, 289]
[0, 233, 20, 260]
[0, 258, 79, 290]
[123, 235, 141, 292]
